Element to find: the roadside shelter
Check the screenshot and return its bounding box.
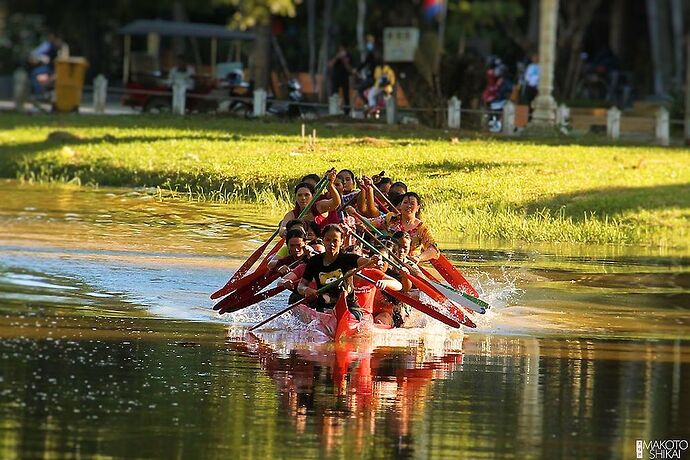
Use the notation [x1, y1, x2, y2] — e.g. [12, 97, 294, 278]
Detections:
[118, 19, 255, 83]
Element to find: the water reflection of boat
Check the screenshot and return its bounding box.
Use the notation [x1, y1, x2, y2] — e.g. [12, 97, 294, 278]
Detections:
[290, 300, 392, 341]
[224, 327, 465, 456]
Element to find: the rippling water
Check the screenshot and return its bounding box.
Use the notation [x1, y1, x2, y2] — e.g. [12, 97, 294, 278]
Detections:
[0, 180, 688, 459]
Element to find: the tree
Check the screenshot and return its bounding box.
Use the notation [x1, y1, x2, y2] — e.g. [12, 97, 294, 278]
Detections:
[226, 0, 299, 29]
[226, 0, 300, 90]
[317, 0, 333, 100]
[446, 0, 526, 55]
[307, 0, 316, 90]
[558, 0, 604, 99]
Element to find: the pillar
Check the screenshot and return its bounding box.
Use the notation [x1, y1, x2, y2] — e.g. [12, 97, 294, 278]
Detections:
[607, 107, 621, 140]
[529, 0, 559, 128]
[253, 89, 267, 117]
[448, 96, 461, 129]
[93, 74, 108, 114]
[172, 76, 186, 115]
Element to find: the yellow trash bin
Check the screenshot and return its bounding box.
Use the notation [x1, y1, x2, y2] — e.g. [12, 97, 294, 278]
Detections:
[54, 57, 89, 112]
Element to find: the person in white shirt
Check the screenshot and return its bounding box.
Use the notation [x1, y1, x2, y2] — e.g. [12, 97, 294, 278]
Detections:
[524, 53, 539, 118]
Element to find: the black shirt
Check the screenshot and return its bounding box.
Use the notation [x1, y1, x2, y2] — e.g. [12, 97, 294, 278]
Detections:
[332, 53, 352, 83]
[302, 252, 360, 310]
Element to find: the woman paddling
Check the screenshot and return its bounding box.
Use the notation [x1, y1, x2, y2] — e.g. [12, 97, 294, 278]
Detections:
[351, 244, 405, 326]
[372, 192, 439, 263]
[275, 230, 316, 303]
[391, 230, 424, 277]
[268, 228, 309, 274]
[297, 224, 379, 321]
[279, 170, 340, 236]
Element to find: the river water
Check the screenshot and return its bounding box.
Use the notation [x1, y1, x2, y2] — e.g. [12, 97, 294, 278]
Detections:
[0, 180, 688, 459]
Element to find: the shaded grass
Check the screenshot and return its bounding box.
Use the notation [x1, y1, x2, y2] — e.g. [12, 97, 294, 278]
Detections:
[1, 113, 689, 248]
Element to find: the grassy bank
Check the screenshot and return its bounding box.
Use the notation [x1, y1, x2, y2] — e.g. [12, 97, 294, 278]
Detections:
[1, 113, 689, 248]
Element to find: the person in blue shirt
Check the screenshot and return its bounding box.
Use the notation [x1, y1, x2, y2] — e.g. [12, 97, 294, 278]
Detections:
[27, 32, 66, 98]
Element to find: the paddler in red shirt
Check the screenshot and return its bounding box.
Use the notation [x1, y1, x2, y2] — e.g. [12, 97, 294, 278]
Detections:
[352, 246, 403, 324]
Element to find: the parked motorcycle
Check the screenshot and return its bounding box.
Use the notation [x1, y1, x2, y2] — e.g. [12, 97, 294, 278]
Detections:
[363, 75, 393, 119]
[267, 79, 316, 120]
[481, 60, 513, 133]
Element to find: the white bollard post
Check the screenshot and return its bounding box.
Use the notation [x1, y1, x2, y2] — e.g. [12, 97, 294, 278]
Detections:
[607, 107, 621, 140]
[93, 74, 108, 114]
[13, 68, 28, 111]
[328, 93, 341, 115]
[656, 107, 670, 146]
[448, 96, 461, 129]
[502, 101, 516, 134]
[557, 103, 570, 132]
[172, 76, 186, 115]
[385, 96, 396, 125]
[253, 89, 267, 117]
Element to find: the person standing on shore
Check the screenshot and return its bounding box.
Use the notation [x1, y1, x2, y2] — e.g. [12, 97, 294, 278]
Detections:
[329, 44, 353, 115]
[524, 53, 539, 119]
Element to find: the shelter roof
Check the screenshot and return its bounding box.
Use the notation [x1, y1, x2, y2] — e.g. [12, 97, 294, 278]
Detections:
[119, 19, 255, 41]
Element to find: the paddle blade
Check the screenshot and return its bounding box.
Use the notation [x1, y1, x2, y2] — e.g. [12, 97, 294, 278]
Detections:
[402, 272, 446, 304]
[429, 280, 486, 314]
[211, 237, 284, 299]
[430, 255, 478, 297]
[227, 267, 280, 301]
[382, 289, 464, 328]
[213, 265, 272, 307]
[418, 265, 442, 283]
[402, 270, 481, 325]
[419, 264, 489, 313]
[217, 285, 286, 315]
[213, 271, 273, 311]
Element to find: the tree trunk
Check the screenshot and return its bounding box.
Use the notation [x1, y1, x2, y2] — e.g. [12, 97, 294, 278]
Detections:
[317, 0, 333, 101]
[435, 3, 449, 126]
[172, 1, 186, 56]
[565, 34, 584, 99]
[646, 0, 665, 95]
[251, 24, 271, 91]
[172, 1, 201, 67]
[685, 33, 690, 145]
[609, 0, 624, 57]
[356, 0, 367, 60]
[308, 0, 316, 89]
[558, 0, 603, 99]
[0, 1, 7, 38]
[659, 0, 674, 88]
[527, 0, 539, 50]
[671, 0, 685, 89]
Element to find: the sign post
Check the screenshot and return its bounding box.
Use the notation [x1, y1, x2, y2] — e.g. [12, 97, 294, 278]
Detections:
[383, 27, 420, 63]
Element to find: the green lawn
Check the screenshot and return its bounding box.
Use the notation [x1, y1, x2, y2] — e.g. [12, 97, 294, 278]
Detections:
[1, 113, 689, 248]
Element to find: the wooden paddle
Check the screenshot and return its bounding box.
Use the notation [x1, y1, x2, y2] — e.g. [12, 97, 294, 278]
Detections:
[210, 173, 330, 299]
[214, 259, 305, 313]
[218, 285, 288, 315]
[347, 218, 487, 314]
[356, 272, 469, 328]
[352, 191, 479, 298]
[211, 238, 285, 299]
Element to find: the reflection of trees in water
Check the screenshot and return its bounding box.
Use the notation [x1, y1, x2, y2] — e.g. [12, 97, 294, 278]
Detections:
[451, 336, 690, 459]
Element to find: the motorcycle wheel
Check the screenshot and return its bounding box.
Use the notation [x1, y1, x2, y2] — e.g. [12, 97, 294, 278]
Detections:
[143, 97, 172, 114]
[488, 118, 502, 133]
